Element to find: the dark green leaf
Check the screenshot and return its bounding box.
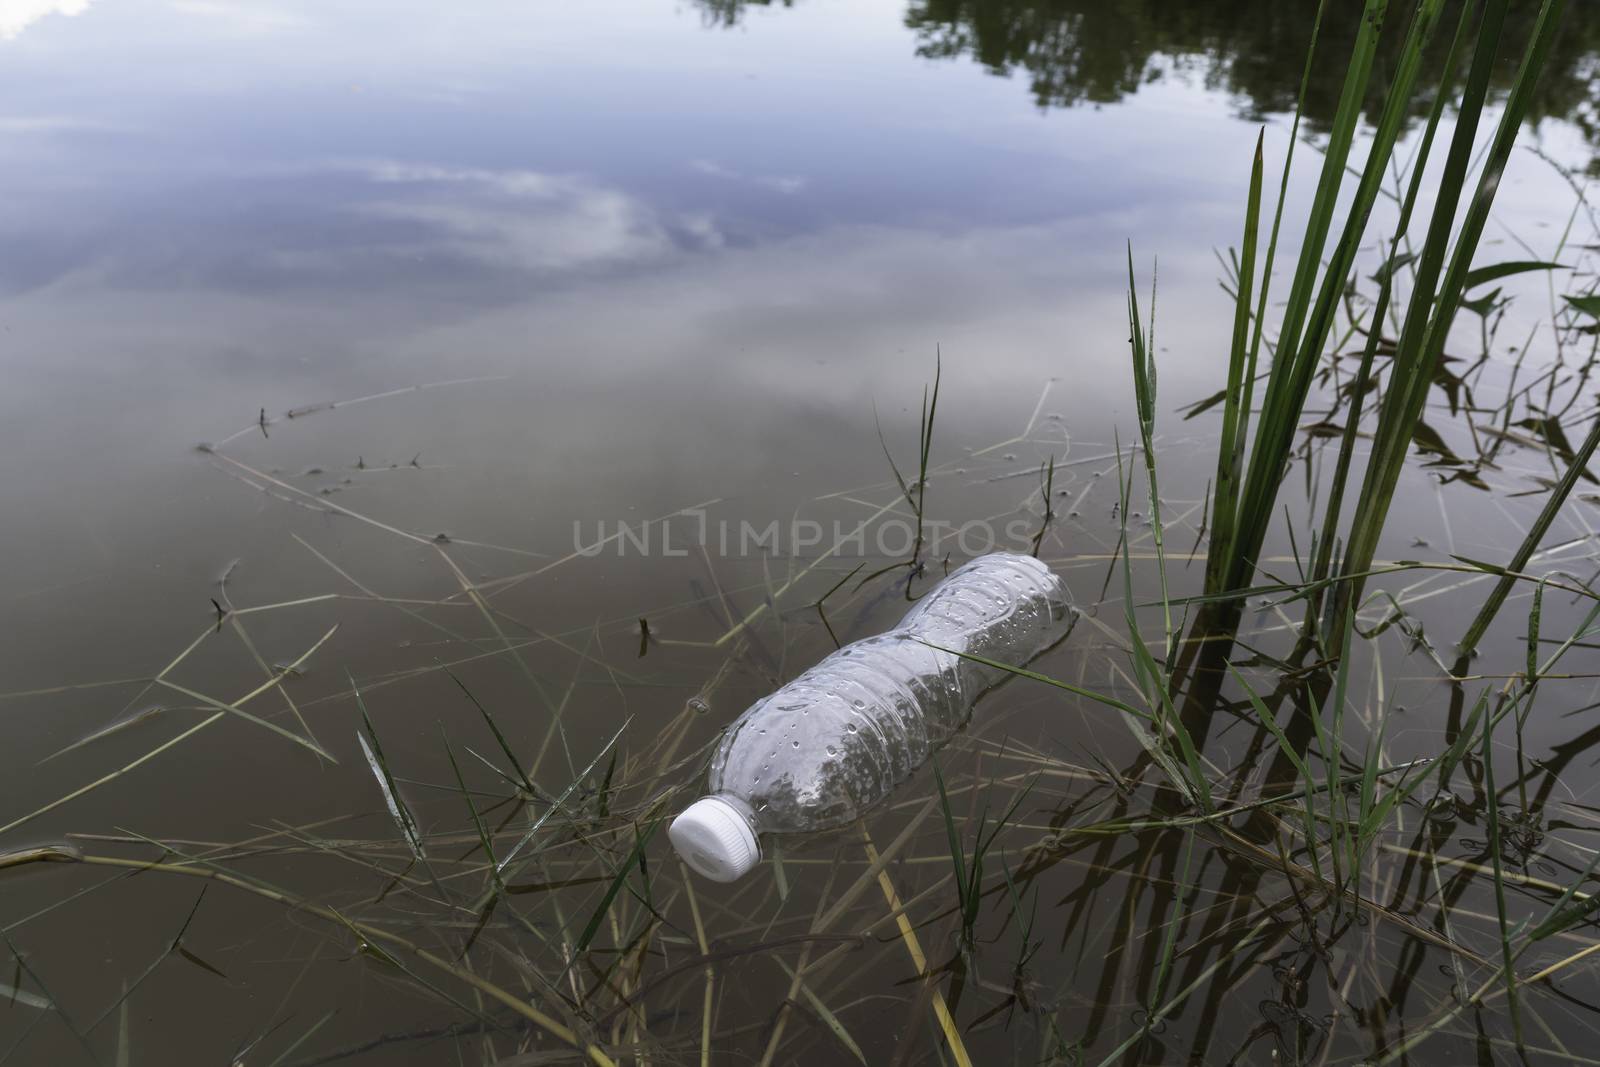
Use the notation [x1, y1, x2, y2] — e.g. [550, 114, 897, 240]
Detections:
[1565, 294, 1600, 318]
[1463, 260, 1565, 289]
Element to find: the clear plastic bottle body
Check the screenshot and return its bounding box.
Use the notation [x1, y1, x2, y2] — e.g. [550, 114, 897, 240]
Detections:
[705, 553, 1072, 835]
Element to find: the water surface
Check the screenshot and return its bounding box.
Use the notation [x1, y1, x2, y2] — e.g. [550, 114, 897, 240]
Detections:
[4, 1, 1600, 1063]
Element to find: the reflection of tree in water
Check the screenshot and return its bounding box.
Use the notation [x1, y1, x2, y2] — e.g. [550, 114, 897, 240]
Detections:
[695, 0, 794, 29]
[907, 2, 1597, 138]
[697, 0, 1600, 168]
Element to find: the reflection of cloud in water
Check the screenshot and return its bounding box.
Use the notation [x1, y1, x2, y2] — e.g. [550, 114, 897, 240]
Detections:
[0, 0, 92, 41]
[169, 0, 307, 35]
[0, 159, 724, 292]
[357, 162, 719, 272]
[691, 159, 807, 195]
[380, 211, 1177, 408]
[0, 114, 115, 132]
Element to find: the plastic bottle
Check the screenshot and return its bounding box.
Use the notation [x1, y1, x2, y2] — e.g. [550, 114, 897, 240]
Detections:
[670, 552, 1074, 881]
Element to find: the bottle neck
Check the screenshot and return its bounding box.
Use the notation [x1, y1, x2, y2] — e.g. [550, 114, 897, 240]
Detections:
[711, 792, 759, 833]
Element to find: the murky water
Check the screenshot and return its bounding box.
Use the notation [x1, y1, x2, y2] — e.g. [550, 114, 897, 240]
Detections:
[4, 1, 1600, 1063]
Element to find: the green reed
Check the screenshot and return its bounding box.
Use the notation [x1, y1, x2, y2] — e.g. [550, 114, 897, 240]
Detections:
[1198, 0, 1573, 661]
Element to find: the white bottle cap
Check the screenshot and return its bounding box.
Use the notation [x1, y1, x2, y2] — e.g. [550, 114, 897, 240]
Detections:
[670, 796, 760, 882]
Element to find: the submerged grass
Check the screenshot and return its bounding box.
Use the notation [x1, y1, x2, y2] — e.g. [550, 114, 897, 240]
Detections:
[9, 231, 1600, 1066]
[8, 353, 1600, 1063]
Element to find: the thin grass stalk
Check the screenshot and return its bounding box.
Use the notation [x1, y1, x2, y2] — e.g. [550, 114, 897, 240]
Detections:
[769, 957, 869, 1066]
[1030, 454, 1056, 557]
[915, 350, 941, 574]
[3, 936, 98, 1064]
[0, 624, 337, 838]
[263, 1010, 337, 1067]
[1114, 445, 1211, 811]
[0, 849, 617, 1067]
[860, 830, 974, 1067]
[1126, 249, 1172, 647]
[1231, 667, 1326, 884]
[1373, 624, 1600, 1061]
[1481, 698, 1524, 1045]
[447, 669, 539, 798]
[1093, 911, 1280, 1067]
[1314, 606, 1358, 892]
[677, 861, 714, 1067]
[1147, 827, 1195, 1013]
[1454, 413, 1600, 664]
[932, 762, 970, 935]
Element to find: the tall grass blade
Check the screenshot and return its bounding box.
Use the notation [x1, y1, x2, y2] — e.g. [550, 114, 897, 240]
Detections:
[1309, 0, 1474, 630]
[1339, 0, 1568, 623]
[1205, 130, 1264, 596]
[1224, 0, 1403, 594]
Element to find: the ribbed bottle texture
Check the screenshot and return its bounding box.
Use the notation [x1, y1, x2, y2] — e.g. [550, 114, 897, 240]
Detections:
[670, 553, 1073, 880]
